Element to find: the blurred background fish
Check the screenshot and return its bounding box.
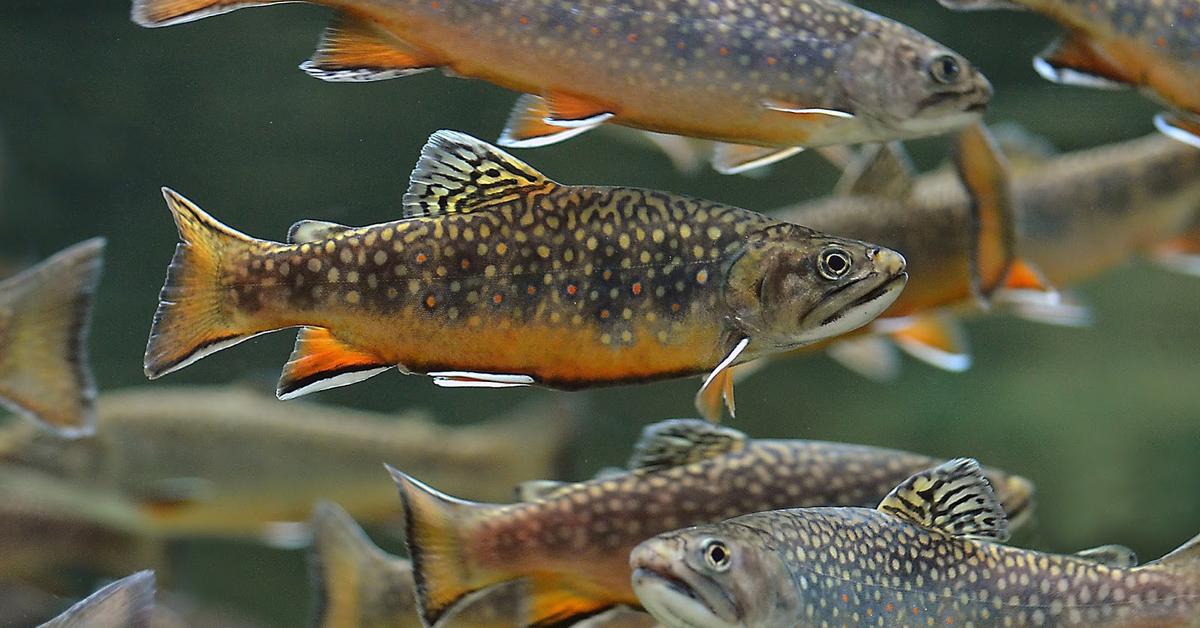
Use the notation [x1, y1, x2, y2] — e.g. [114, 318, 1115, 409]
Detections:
[39, 571, 155, 628]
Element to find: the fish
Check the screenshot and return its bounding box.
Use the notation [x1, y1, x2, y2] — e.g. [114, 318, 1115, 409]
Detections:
[129, 0, 991, 174]
[141, 131, 907, 422]
[0, 237, 105, 437]
[388, 418, 1034, 626]
[0, 386, 574, 543]
[762, 128, 1200, 379]
[936, 0, 1200, 148]
[39, 571, 155, 628]
[631, 458, 1200, 627]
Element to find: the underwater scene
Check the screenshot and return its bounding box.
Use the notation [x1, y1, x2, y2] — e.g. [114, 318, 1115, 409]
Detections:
[2, 0, 1200, 625]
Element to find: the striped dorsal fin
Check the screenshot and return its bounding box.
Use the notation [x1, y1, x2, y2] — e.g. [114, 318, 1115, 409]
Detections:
[878, 457, 1010, 541]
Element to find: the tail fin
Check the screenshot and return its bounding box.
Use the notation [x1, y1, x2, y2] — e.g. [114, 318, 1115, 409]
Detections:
[308, 501, 417, 628]
[143, 188, 271, 380]
[0, 238, 104, 437]
[131, 0, 287, 28]
[386, 465, 511, 628]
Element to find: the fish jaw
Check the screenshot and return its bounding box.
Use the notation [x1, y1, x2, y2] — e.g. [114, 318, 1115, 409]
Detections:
[794, 252, 908, 345]
[630, 540, 740, 628]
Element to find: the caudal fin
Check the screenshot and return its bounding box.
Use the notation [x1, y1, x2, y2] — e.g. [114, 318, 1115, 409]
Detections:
[131, 0, 286, 28]
[0, 238, 104, 437]
[143, 188, 272, 380]
[308, 501, 417, 628]
[386, 465, 511, 628]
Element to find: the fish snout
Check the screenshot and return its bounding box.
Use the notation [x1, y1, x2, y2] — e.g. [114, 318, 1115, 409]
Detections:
[630, 537, 684, 572]
[966, 71, 993, 112]
[873, 247, 907, 277]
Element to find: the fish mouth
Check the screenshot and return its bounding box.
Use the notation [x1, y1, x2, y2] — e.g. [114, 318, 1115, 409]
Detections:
[631, 567, 736, 628]
[796, 271, 908, 344]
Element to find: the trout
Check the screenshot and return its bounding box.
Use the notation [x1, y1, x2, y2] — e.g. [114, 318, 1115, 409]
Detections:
[388, 419, 1034, 626]
[142, 131, 907, 421]
[0, 238, 104, 437]
[632, 458, 1200, 627]
[937, 0, 1200, 148]
[0, 386, 573, 542]
[40, 571, 155, 628]
[130, 0, 991, 174]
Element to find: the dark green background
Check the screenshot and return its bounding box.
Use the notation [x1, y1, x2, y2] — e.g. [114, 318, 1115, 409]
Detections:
[0, 1, 1196, 625]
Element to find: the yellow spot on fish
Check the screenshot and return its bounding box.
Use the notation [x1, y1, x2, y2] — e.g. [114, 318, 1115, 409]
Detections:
[307, 259, 322, 272]
[345, 291, 360, 304]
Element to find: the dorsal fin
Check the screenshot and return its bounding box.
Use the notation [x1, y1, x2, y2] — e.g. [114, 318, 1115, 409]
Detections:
[878, 458, 1010, 541]
[1074, 544, 1138, 568]
[628, 419, 747, 471]
[287, 219, 352, 243]
[402, 130, 554, 218]
[1148, 533, 1200, 570]
[834, 142, 915, 199]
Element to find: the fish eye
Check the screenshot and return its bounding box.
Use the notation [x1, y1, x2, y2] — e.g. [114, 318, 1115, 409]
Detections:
[817, 248, 852, 280]
[928, 54, 961, 84]
[703, 539, 732, 572]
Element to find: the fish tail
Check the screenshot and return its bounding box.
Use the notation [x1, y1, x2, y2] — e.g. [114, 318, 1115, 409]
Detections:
[144, 188, 274, 379]
[387, 465, 510, 628]
[309, 501, 415, 628]
[131, 0, 288, 28]
[0, 238, 105, 437]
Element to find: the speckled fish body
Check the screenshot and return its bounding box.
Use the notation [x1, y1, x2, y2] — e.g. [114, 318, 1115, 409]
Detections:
[143, 131, 906, 417]
[0, 386, 572, 540]
[132, 0, 991, 172]
[632, 458, 1200, 628]
[39, 571, 156, 628]
[389, 419, 1033, 626]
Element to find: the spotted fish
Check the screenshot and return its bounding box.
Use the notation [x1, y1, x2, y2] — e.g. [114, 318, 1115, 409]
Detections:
[39, 571, 156, 628]
[130, 0, 991, 174]
[142, 131, 907, 421]
[388, 419, 1034, 626]
[633, 458, 1200, 627]
[938, 0, 1200, 149]
[0, 238, 104, 437]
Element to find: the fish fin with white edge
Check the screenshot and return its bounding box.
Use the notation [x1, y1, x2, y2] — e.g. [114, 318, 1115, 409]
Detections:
[40, 570, 156, 628]
[999, 258, 1057, 298]
[877, 313, 971, 373]
[693, 337, 749, 422]
[387, 466, 510, 628]
[524, 575, 615, 628]
[826, 335, 902, 382]
[498, 95, 598, 148]
[1154, 113, 1200, 149]
[1001, 289, 1093, 328]
[144, 189, 282, 380]
[301, 12, 437, 82]
[309, 500, 415, 628]
[1151, 225, 1200, 276]
[131, 0, 285, 27]
[1033, 36, 1134, 89]
[638, 131, 707, 175]
[834, 142, 915, 199]
[403, 130, 556, 218]
[276, 327, 392, 400]
[1074, 544, 1139, 568]
[287, 219, 352, 243]
[628, 419, 747, 471]
[0, 238, 103, 437]
[935, 0, 1025, 10]
[430, 371, 534, 388]
[878, 457, 1010, 542]
[541, 92, 616, 129]
[711, 143, 804, 175]
[954, 123, 1016, 302]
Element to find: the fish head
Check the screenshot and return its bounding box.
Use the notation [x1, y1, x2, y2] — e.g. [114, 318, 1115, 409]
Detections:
[630, 524, 793, 628]
[723, 224, 908, 348]
[838, 25, 992, 139]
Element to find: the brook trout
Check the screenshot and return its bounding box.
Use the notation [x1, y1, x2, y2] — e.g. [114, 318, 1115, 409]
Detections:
[389, 419, 1033, 626]
[131, 0, 991, 173]
[142, 131, 907, 421]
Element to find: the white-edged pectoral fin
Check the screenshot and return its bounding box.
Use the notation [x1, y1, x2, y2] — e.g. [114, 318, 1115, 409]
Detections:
[430, 371, 535, 388]
[712, 143, 804, 175]
[694, 337, 750, 423]
[826, 335, 902, 382]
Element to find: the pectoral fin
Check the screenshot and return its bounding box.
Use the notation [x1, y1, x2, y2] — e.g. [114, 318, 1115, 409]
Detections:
[1033, 36, 1133, 89]
[877, 314, 971, 373]
[826, 335, 902, 382]
[1154, 112, 1200, 149]
[953, 123, 1016, 302]
[711, 143, 804, 175]
[694, 338, 749, 422]
[276, 327, 392, 400]
[834, 142, 915, 199]
[301, 12, 437, 82]
[1000, 259, 1056, 296]
[542, 92, 616, 128]
[430, 371, 535, 388]
[1001, 289, 1093, 328]
[498, 95, 599, 148]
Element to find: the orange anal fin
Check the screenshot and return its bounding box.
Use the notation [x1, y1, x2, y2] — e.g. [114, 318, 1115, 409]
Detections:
[1154, 112, 1200, 150]
[542, 91, 616, 128]
[525, 576, 616, 628]
[1152, 224, 1200, 276]
[877, 314, 971, 373]
[276, 327, 391, 400]
[953, 123, 1016, 302]
[1033, 36, 1134, 89]
[711, 143, 804, 175]
[694, 338, 749, 423]
[131, 0, 281, 28]
[498, 95, 598, 148]
[301, 12, 436, 82]
[1002, 259, 1056, 295]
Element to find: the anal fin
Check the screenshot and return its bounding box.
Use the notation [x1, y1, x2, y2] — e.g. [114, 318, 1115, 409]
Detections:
[525, 575, 615, 627]
[712, 143, 804, 175]
[498, 95, 597, 148]
[542, 91, 616, 128]
[276, 327, 391, 400]
[876, 314, 971, 373]
[1154, 112, 1200, 149]
[1033, 36, 1133, 89]
[301, 12, 437, 82]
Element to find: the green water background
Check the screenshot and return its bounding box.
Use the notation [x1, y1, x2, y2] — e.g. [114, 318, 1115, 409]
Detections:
[0, 1, 1197, 625]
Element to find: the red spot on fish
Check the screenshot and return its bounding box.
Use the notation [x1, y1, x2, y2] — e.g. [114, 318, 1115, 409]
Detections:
[841, 594, 849, 604]
[766, 56, 777, 66]
[1156, 35, 1167, 48]
[590, 26, 600, 36]
[493, 293, 504, 304]
[527, 285, 537, 295]
[913, 607, 920, 615]
[631, 282, 642, 295]
[416, 253, 427, 264]
[627, 33, 638, 43]
[461, 259, 470, 269]
[946, 618, 954, 625]
[677, 41, 686, 50]
[603, 270, 612, 280]
[1087, 1, 1099, 13]
[566, 284, 578, 296]
[600, 309, 610, 319]
[718, 46, 729, 57]
[425, 295, 437, 309]
[671, 303, 681, 313]
[430, 0, 439, 8]
[519, 15, 529, 24]
[885, 603, 894, 613]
